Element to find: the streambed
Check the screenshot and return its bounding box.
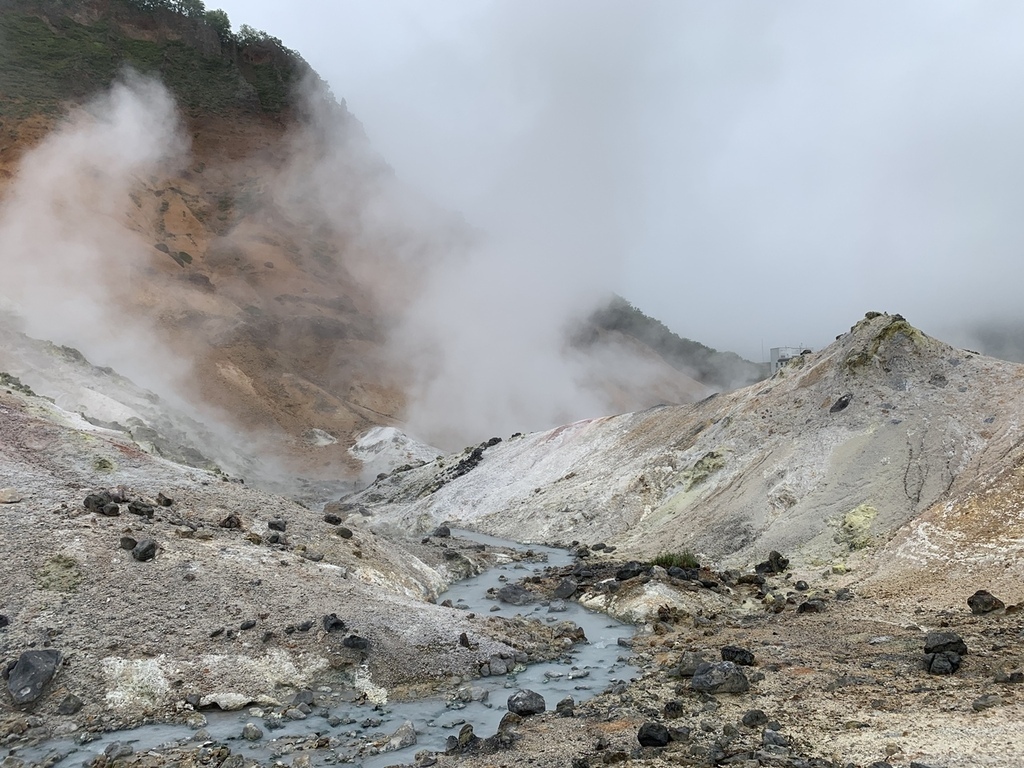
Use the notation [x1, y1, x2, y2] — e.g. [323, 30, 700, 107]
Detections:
[12, 531, 636, 768]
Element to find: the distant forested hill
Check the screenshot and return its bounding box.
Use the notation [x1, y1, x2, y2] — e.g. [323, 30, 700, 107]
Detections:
[589, 295, 767, 390]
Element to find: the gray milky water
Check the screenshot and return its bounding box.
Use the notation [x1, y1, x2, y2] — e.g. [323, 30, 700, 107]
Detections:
[12, 530, 636, 767]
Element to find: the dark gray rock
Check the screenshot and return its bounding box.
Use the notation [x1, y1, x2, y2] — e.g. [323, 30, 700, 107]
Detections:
[132, 539, 158, 562]
[241, 722, 263, 741]
[119, 536, 137, 550]
[721, 645, 755, 666]
[555, 695, 575, 717]
[797, 598, 827, 613]
[218, 513, 242, 529]
[323, 613, 346, 632]
[615, 562, 645, 581]
[968, 590, 1005, 615]
[663, 699, 685, 718]
[691, 661, 750, 694]
[8, 649, 61, 705]
[56, 693, 83, 715]
[337, 526, 353, 539]
[239, 619, 256, 631]
[637, 721, 670, 747]
[127, 500, 155, 518]
[292, 689, 315, 705]
[343, 634, 369, 650]
[323, 513, 342, 525]
[924, 631, 967, 655]
[553, 577, 578, 599]
[84, 493, 112, 513]
[268, 518, 287, 532]
[923, 651, 962, 675]
[497, 584, 536, 605]
[0, 615, 8, 629]
[432, 525, 451, 538]
[742, 709, 768, 728]
[507, 689, 545, 716]
[755, 551, 789, 574]
[100, 503, 120, 517]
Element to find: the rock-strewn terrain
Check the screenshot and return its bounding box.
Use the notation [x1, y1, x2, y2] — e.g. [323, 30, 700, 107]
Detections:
[0, 386, 585, 751]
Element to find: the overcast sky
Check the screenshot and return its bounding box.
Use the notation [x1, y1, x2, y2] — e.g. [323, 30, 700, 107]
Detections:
[210, 0, 1024, 361]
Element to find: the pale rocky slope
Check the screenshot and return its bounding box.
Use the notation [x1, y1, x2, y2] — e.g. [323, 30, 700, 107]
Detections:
[354, 312, 1024, 598]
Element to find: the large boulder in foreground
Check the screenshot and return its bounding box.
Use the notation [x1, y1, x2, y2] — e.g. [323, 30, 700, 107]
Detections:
[690, 661, 750, 694]
[8, 649, 62, 705]
[507, 689, 545, 716]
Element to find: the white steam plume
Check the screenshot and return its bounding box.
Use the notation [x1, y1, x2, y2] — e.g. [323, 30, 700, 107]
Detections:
[0, 71, 189, 394]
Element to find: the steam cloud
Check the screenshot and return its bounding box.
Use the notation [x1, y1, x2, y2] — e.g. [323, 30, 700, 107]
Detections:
[0, 71, 188, 394]
[0, 62, 704, 468]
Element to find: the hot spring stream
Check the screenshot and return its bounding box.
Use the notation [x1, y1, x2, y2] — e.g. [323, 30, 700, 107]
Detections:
[13, 531, 637, 767]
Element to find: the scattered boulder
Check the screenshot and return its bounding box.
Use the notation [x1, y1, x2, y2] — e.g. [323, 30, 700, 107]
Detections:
[555, 695, 575, 717]
[497, 584, 536, 605]
[241, 722, 263, 741]
[615, 562, 645, 581]
[323, 613, 346, 632]
[0, 615, 8, 629]
[507, 689, 545, 716]
[675, 651, 707, 678]
[923, 631, 967, 675]
[667, 566, 700, 581]
[924, 652, 962, 675]
[337, 526, 353, 539]
[385, 720, 417, 751]
[239, 620, 257, 631]
[797, 599, 827, 614]
[323, 513, 342, 525]
[637, 721, 671, 747]
[7, 649, 61, 705]
[343, 635, 369, 650]
[721, 645, 755, 666]
[56, 693, 83, 715]
[547, 599, 567, 613]
[829, 393, 853, 413]
[119, 536, 137, 551]
[972, 694, 1001, 711]
[127, 500, 155, 518]
[924, 631, 968, 655]
[663, 700, 685, 718]
[967, 590, 1005, 615]
[553, 577, 578, 599]
[755, 551, 789, 575]
[742, 709, 769, 728]
[218, 513, 242, 529]
[691, 661, 750, 694]
[156, 493, 174, 507]
[131, 539, 158, 562]
[268, 519, 287, 532]
[432, 525, 451, 538]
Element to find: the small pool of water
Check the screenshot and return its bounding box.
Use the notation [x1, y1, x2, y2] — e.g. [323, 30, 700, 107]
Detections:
[12, 531, 635, 768]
